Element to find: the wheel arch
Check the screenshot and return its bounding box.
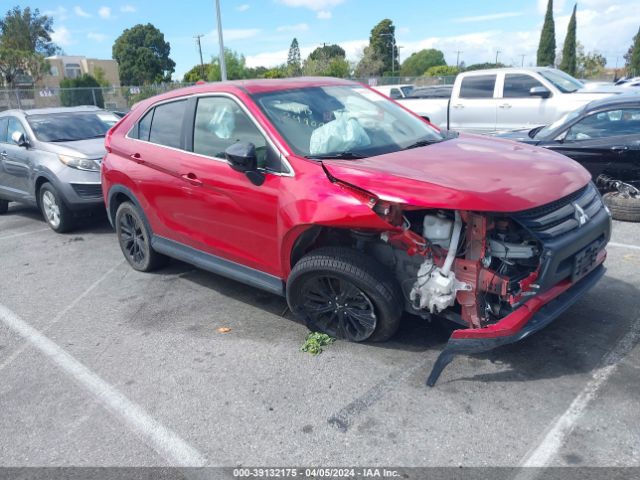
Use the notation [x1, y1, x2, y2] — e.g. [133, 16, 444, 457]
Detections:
[106, 185, 144, 228]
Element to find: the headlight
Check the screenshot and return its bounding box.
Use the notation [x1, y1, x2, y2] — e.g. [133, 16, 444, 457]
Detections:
[58, 155, 101, 172]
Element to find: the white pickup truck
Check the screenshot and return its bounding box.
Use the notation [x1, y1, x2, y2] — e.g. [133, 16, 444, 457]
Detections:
[384, 67, 620, 134]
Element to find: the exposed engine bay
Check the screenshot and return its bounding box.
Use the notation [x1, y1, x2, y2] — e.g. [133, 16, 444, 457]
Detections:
[362, 206, 543, 329]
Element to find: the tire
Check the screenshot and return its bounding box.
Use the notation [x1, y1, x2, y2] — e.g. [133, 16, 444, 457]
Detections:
[603, 192, 640, 222]
[0, 199, 8, 214]
[115, 201, 168, 272]
[287, 247, 403, 342]
[39, 183, 74, 233]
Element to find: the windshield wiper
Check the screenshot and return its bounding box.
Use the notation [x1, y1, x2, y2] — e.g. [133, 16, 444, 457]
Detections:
[402, 138, 443, 150]
[305, 151, 367, 160]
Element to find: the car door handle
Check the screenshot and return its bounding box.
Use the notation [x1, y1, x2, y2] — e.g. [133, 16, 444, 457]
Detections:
[610, 145, 629, 153]
[452, 104, 464, 109]
[0, 151, 7, 158]
[181, 173, 203, 186]
[499, 103, 512, 109]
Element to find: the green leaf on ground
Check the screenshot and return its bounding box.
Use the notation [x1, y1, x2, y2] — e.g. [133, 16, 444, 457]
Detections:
[300, 332, 335, 355]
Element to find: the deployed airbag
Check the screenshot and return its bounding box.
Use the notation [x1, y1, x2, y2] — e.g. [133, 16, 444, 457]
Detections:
[309, 111, 370, 155]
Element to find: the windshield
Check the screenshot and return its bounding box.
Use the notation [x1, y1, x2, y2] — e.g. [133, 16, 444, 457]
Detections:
[539, 69, 584, 93]
[251, 85, 444, 158]
[534, 107, 585, 139]
[400, 85, 414, 97]
[27, 111, 119, 142]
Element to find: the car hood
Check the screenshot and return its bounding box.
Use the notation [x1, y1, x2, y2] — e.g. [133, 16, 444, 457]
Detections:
[38, 138, 106, 159]
[322, 134, 591, 213]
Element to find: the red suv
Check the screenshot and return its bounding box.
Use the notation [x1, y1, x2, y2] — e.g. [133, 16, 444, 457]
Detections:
[102, 78, 611, 384]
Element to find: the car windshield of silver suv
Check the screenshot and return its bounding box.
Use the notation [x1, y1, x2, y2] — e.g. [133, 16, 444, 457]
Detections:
[27, 112, 119, 142]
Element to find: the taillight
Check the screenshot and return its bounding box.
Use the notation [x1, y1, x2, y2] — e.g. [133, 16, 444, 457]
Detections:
[105, 126, 114, 153]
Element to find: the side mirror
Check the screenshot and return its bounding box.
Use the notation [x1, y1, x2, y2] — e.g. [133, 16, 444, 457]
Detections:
[11, 131, 28, 147]
[530, 86, 551, 98]
[225, 141, 264, 186]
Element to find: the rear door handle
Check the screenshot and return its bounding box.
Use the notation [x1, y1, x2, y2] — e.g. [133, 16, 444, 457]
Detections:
[499, 103, 512, 109]
[130, 152, 144, 164]
[0, 151, 7, 157]
[610, 145, 629, 153]
[181, 173, 203, 186]
[452, 104, 464, 109]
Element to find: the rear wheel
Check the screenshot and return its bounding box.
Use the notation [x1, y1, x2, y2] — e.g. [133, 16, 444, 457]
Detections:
[115, 201, 168, 271]
[39, 183, 74, 233]
[603, 192, 640, 222]
[0, 199, 8, 214]
[287, 247, 403, 342]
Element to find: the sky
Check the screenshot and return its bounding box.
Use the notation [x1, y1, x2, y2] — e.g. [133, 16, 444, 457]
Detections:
[21, 0, 640, 80]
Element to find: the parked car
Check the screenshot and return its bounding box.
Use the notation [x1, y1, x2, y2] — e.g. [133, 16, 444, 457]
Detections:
[372, 84, 414, 99]
[0, 106, 120, 232]
[102, 78, 611, 385]
[407, 85, 453, 99]
[396, 67, 619, 134]
[496, 94, 640, 221]
[496, 95, 640, 181]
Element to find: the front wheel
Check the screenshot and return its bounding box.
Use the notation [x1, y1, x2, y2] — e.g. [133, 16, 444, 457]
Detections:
[287, 247, 403, 342]
[115, 201, 168, 272]
[39, 183, 74, 233]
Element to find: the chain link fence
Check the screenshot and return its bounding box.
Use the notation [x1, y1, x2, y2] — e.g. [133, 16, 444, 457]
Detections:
[0, 84, 194, 112]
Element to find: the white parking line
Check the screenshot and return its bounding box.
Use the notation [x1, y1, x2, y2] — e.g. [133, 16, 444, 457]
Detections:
[608, 242, 640, 251]
[0, 303, 208, 467]
[0, 262, 124, 374]
[0, 228, 49, 241]
[516, 317, 640, 474]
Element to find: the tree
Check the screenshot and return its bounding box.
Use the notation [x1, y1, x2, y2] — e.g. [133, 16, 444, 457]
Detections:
[207, 49, 249, 81]
[309, 44, 345, 61]
[354, 46, 384, 77]
[0, 6, 60, 56]
[112, 23, 175, 85]
[60, 74, 104, 108]
[626, 27, 640, 76]
[559, 4, 577, 76]
[463, 62, 506, 71]
[400, 49, 446, 76]
[537, 0, 556, 66]
[357, 19, 398, 76]
[575, 43, 606, 78]
[425, 65, 460, 77]
[287, 38, 302, 76]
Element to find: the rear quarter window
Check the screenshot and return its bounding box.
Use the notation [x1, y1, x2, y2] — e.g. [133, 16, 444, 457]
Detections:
[459, 75, 496, 99]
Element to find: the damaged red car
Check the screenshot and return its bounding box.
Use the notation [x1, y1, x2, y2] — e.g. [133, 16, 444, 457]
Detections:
[102, 78, 611, 385]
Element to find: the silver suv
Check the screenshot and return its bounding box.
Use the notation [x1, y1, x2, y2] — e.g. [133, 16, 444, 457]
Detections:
[0, 106, 119, 232]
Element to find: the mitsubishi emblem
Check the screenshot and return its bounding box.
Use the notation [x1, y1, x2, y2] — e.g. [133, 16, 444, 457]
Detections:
[573, 203, 589, 227]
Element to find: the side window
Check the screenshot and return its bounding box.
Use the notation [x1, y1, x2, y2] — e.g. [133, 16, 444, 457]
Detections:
[8, 117, 27, 144]
[566, 108, 640, 141]
[148, 100, 188, 148]
[0, 118, 8, 143]
[137, 109, 154, 141]
[389, 88, 402, 99]
[459, 75, 496, 99]
[193, 96, 279, 171]
[503, 74, 544, 98]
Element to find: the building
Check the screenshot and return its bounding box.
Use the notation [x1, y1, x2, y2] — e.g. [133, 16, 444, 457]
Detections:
[40, 55, 120, 88]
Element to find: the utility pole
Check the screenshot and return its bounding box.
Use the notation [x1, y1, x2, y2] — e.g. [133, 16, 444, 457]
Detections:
[455, 50, 462, 68]
[380, 32, 396, 76]
[194, 34, 205, 80]
[215, 0, 227, 81]
[520, 54, 526, 67]
[495, 50, 501, 65]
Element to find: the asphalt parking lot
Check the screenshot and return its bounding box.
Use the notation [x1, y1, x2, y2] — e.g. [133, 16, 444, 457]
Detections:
[0, 203, 639, 471]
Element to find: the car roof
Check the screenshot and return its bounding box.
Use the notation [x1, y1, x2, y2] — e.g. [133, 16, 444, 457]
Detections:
[584, 92, 640, 112]
[132, 77, 361, 109]
[0, 105, 104, 117]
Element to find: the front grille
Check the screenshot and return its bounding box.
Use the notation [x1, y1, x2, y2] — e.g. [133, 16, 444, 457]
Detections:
[513, 182, 603, 239]
[71, 183, 103, 199]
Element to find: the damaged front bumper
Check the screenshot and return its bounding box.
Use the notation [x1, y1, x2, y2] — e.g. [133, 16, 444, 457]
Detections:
[426, 261, 606, 386]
